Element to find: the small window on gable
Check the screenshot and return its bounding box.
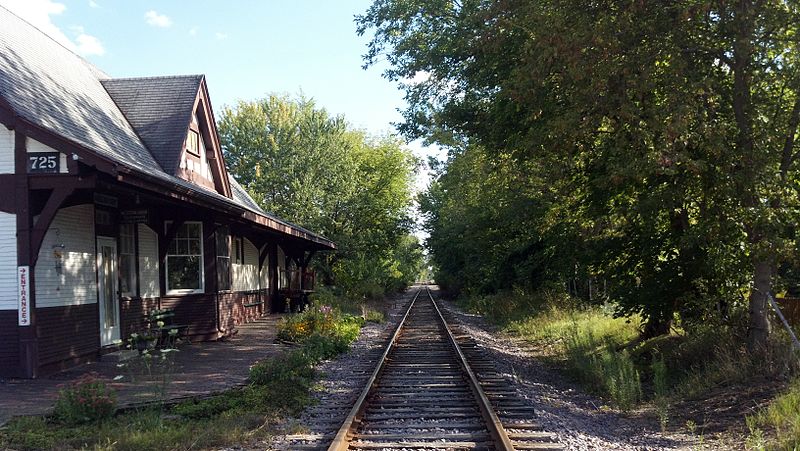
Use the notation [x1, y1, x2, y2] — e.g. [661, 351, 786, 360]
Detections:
[187, 130, 200, 156]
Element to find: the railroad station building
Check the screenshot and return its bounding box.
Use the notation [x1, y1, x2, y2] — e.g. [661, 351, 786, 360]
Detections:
[0, 6, 335, 378]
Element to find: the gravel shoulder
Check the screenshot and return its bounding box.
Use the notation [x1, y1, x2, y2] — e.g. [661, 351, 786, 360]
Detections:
[439, 295, 743, 450]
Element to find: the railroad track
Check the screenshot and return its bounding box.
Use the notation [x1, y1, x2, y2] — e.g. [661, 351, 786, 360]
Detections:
[326, 286, 560, 451]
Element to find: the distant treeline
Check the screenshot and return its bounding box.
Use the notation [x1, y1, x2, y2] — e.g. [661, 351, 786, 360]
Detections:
[219, 94, 423, 299]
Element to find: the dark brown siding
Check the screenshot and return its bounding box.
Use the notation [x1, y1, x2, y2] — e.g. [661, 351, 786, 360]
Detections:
[120, 297, 159, 339]
[0, 311, 20, 378]
[218, 290, 267, 332]
[37, 304, 99, 368]
[161, 294, 217, 338]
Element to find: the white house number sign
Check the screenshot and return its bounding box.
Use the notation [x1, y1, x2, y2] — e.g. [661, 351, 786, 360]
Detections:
[18, 266, 30, 326]
[27, 152, 60, 173]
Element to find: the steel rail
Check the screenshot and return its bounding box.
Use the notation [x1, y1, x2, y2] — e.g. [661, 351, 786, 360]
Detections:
[327, 287, 422, 451]
[427, 287, 516, 451]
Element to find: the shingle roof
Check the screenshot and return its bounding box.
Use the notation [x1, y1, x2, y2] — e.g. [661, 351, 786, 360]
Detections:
[0, 5, 334, 249]
[102, 76, 203, 174]
[0, 5, 161, 175]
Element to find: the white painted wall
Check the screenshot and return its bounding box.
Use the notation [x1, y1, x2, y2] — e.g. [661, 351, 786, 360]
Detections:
[0, 128, 13, 173]
[0, 212, 17, 310]
[27, 138, 68, 174]
[138, 224, 160, 298]
[233, 238, 258, 291]
[36, 205, 97, 308]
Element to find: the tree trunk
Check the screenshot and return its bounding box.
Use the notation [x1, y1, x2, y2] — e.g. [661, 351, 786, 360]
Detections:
[747, 260, 772, 353]
[641, 313, 672, 340]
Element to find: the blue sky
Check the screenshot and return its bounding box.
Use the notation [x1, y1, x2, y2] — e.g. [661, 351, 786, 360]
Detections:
[0, 0, 411, 135]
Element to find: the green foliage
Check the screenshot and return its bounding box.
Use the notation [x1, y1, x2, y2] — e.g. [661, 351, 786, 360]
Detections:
[52, 372, 116, 425]
[218, 94, 423, 299]
[360, 0, 800, 350]
[365, 309, 385, 323]
[562, 325, 642, 411]
[651, 355, 670, 432]
[747, 378, 800, 450]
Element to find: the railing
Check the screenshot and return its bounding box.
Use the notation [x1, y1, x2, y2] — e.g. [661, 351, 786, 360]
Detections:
[279, 269, 316, 292]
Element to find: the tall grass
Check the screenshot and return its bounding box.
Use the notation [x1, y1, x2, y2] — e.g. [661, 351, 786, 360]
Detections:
[561, 323, 642, 410]
[747, 378, 800, 450]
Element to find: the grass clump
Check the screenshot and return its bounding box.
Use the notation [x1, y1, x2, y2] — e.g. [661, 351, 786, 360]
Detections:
[747, 378, 800, 450]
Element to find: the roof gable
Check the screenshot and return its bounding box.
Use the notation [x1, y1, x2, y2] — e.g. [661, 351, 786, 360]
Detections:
[0, 6, 160, 173]
[102, 75, 203, 173]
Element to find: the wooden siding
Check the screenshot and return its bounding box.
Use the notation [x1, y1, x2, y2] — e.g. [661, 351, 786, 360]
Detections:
[161, 294, 217, 338]
[27, 138, 68, 174]
[120, 297, 159, 338]
[233, 238, 259, 291]
[137, 224, 160, 298]
[35, 204, 97, 308]
[0, 212, 16, 310]
[0, 127, 12, 173]
[37, 303, 99, 367]
[0, 310, 20, 377]
[218, 291, 267, 332]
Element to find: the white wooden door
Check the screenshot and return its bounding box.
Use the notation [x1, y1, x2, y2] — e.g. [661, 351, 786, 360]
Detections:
[97, 237, 120, 345]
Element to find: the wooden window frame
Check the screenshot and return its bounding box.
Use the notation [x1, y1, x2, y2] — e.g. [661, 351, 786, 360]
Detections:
[119, 223, 137, 298]
[164, 221, 204, 295]
[216, 226, 232, 292]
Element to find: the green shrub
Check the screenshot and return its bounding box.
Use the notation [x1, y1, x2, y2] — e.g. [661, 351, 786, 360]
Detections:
[365, 309, 385, 323]
[53, 372, 117, 425]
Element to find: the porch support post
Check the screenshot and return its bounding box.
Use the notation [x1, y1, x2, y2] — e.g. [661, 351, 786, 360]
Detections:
[268, 242, 278, 313]
[15, 131, 37, 378]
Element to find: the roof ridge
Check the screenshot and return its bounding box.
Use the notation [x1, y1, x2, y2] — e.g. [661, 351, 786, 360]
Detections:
[103, 74, 204, 82]
[0, 4, 110, 79]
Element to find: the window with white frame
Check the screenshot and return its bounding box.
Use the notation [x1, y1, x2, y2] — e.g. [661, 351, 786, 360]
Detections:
[165, 222, 204, 293]
[216, 226, 231, 291]
[119, 223, 136, 297]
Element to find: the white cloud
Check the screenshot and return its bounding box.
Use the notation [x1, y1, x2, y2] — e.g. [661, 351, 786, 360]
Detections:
[0, 0, 105, 57]
[75, 33, 104, 55]
[214, 32, 228, 40]
[88, 0, 98, 7]
[144, 10, 171, 28]
[188, 26, 197, 37]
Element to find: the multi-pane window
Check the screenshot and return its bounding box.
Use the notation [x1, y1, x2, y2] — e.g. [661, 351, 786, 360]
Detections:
[165, 222, 203, 293]
[216, 226, 231, 291]
[119, 224, 136, 297]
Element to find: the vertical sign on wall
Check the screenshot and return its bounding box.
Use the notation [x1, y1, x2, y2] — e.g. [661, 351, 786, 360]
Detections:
[18, 266, 30, 326]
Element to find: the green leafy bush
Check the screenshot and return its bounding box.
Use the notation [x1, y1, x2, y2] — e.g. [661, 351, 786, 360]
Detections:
[53, 372, 117, 425]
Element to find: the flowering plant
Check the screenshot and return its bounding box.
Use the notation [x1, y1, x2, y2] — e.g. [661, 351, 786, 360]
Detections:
[53, 372, 116, 424]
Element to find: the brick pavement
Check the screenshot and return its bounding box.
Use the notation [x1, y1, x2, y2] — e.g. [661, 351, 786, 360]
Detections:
[0, 315, 288, 425]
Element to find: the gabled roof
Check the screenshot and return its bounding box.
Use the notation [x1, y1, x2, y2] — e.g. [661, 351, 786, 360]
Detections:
[102, 75, 203, 174]
[0, 5, 334, 250]
[0, 6, 161, 176]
